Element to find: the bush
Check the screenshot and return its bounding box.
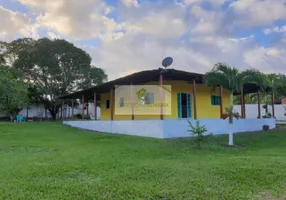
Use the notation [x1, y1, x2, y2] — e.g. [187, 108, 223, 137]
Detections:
[262, 113, 272, 118]
[263, 125, 270, 131]
[187, 120, 212, 149]
[224, 106, 240, 123]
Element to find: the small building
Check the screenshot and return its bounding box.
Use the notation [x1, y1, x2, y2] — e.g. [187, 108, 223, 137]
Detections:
[60, 69, 275, 138]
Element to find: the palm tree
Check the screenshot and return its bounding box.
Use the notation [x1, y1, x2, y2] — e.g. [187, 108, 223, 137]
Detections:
[252, 73, 286, 117]
[273, 74, 286, 106]
[204, 63, 263, 145]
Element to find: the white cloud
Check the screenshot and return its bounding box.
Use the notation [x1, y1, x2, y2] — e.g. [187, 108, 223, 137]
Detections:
[18, 0, 123, 40]
[264, 26, 286, 35]
[0, 6, 37, 41]
[229, 0, 286, 27]
[122, 0, 139, 8]
[0, 0, 286, 81]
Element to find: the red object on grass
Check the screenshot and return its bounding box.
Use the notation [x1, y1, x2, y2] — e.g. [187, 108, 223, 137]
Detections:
[263, 125, 270, 131]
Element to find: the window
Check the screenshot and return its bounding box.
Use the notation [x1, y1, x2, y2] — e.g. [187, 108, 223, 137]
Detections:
[119, 97, 124, 107]
[106, 100, 110, 109]
[211, 96, 221, 105]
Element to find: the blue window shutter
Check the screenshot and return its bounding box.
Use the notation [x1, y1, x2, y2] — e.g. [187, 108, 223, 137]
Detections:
[177, 93, 182, 118]
[215, 96, 220, 105]
[187, 94, 192, 118]
[211, 95, 220, 105]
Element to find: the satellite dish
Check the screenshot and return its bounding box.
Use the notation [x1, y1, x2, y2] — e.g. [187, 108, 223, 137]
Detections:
[162, 57, 173, 68]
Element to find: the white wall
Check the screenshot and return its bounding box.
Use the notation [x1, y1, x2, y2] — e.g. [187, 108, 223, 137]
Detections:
[64, 120, 163, 138]
[63, 118, 275, 139]
[162, 118, 276, 138]
[234, 104, 286, 120]
[64, 121, 112, 132]
[19, 104, 51, 118]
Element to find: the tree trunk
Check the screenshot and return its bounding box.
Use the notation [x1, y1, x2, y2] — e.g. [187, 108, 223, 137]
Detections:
[229, 93, 234, 124]
[48, 108, 57, 120]
[26, 107, 29, 119]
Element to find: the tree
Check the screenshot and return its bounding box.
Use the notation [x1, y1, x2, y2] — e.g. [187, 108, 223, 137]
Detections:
[0, 66, 28, 121]
[1, 38, 107, 119]
[187, 120, 211, 149]
[274, 75, 286, 102]
[203, 63, 263, 146]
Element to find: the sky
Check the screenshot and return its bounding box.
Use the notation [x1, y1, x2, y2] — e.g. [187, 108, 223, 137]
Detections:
[0, 0, 286, 81]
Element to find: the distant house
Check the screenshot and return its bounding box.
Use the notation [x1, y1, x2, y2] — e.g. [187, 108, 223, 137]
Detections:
[0, 103, 100, 120]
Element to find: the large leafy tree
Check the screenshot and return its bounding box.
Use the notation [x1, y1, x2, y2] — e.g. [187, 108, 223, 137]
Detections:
[0, 66, 29, 121]
[1, 38, 107, 119]
[203, 63, 263, 145]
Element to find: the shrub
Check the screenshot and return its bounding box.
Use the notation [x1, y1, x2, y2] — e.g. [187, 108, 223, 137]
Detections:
[262, 113, 272, 118]
[263, 125, 270, 131]
[223, 106, 240, 123]
[187, 120, 212, 149]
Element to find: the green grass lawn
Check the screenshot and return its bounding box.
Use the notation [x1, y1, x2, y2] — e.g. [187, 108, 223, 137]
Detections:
[1, 123, 286, 200]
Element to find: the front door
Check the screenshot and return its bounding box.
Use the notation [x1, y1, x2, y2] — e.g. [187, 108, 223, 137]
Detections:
[177, 93, 192, 118]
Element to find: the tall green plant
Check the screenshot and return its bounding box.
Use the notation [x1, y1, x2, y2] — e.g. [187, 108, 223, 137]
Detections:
[0, 66, 28, 121]
[187, 120, 211, 149]
[203, 63, 263, 145]
[1, 38, 107, 119]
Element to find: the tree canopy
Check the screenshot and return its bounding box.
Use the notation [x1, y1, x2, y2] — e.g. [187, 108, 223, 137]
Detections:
[0, 65, 28, 121]
[203, 63, 263, 106]
[1, 38, 107, 119]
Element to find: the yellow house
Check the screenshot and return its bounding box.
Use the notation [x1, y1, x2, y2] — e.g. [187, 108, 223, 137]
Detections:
[60, 69, 246, 120]
[60, 69, 276, 138]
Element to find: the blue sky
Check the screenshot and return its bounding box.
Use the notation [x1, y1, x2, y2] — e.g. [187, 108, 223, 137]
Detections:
[0, 0, 286, 80]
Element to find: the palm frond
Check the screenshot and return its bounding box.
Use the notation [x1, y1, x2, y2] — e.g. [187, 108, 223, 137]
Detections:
[204, 63, 239, 93]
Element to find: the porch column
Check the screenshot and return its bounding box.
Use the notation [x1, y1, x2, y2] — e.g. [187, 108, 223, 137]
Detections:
[272, 92, 275, 117]
[220, 85, 223, 119]
[160, 73, 164, 120]
[257, 89, 261, 119]
[241, 92, 244, 119]
[82, 95, 85, 120]
[26, 107, 29, 120]
[192, 79, 197, 119]
[242, 93, 246, 118]
[45, 109, 47, 120]
[94, 92, 97, 120]
[61, 101, 64, 120]
[130, 84, 134, 120]
[86, 102, 89, 116]
[71, 98, 74, 120]
[110, 87, 114, 120]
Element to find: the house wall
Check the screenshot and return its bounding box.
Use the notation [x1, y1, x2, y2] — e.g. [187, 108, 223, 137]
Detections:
[19, 104, 52, 118]
[63, 118, 276, 139]
[234, 104, 286, 121]
[100, 80, 230, 120]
